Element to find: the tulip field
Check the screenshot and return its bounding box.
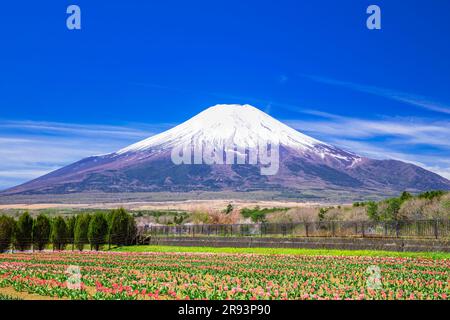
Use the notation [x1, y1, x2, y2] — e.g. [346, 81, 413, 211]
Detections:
[0, 249, 448, 300]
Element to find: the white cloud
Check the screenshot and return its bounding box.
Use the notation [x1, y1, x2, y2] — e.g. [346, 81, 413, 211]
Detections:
[285, 115, 450, 180]
[303, 75, 450, 115]
[0, 120, 171, 190]
[286, 117, 450, 148]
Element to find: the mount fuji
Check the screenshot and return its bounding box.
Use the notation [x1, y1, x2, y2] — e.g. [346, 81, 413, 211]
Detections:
[3, 104, 450, 197]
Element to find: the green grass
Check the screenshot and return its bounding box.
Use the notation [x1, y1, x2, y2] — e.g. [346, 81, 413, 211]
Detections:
[112, 245, 450, 259]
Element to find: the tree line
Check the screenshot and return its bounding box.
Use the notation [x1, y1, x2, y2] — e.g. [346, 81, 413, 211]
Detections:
[356, 191, 448, 222]
[0, 208, 137, 253]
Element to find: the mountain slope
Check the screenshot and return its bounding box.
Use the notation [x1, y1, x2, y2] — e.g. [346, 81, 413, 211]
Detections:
[3, 104, 450, 196]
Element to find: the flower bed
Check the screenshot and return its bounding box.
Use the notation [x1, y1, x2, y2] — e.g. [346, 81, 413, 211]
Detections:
[0, 251, 448, 300]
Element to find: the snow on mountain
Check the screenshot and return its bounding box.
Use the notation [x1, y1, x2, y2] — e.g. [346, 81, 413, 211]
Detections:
[116, 104, 322, 151]
[116, 104, 360, 164]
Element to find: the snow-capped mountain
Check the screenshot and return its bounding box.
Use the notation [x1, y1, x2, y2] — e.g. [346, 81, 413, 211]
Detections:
[3, 104, 450, 197]
[118, 104, 324, 153]
[116, 104, 361, 167]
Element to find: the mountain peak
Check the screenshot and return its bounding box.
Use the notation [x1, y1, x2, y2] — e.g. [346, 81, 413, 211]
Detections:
[116, 104, 326, 154]
[199, 103, 265, 117]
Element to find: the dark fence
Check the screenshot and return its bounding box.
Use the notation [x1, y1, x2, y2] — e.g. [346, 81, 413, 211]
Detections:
[139, 220, 450, 239]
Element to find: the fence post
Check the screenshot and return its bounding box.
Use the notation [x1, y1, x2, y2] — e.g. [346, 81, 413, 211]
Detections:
[305, 223, 309, 237]
[416, 221, 420, 238]
[361, 222, 365, 238]
[396, 221, 400, 238]
[434, 220, 439, 239]
[331, 221, 336, 237]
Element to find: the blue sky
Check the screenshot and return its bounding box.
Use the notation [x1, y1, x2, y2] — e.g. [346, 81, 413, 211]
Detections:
[1, 0, 450, 190]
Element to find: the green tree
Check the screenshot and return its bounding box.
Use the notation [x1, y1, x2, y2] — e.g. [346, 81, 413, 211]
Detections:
[400, 191, 413, 202]
[172, 214, 185, 225]
[14, 212, 33, 251]
[51, 216, 67, 251]
[125, 214, 137, 245]
[33, 214, 51, 251]
[0, 215, 15, 252]
[383, 198, 402, 221]
[66, 216, 76, 250]
[225, 203, 234, 214]
[240, 206, 267, 223]
[318, 207, 331, 221]
[109, 208, 130, 247]
[105, 211, 114, 227]
[88, 212, 108, 251]
[74, 214, 91, 251]
[366, 202, 379, 221]
[418, 190, 445, 200]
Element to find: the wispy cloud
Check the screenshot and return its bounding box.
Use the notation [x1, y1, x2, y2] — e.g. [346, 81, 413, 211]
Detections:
[327, 138, 450, 180]
[286, 116, 450, 148]
[286, 113, 450, 179]
[0, 120, 171, 190]
[0, 119, 170, 138]
[303, 75, 450, 115]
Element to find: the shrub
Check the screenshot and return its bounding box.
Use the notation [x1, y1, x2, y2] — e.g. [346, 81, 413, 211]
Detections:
[0, 215, 15, 252]
[14, 212, 33, 251]
[172, 213, 187, 225]
[241, 207, 267, 223]
[190, 211, 210, 224]
[318, 207, 329, 221]
[224, 203, 234, 214]
[33, 214, 51, 251]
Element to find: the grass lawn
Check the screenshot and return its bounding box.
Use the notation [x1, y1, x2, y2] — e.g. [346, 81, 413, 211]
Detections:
[112, 245, 450, 259]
